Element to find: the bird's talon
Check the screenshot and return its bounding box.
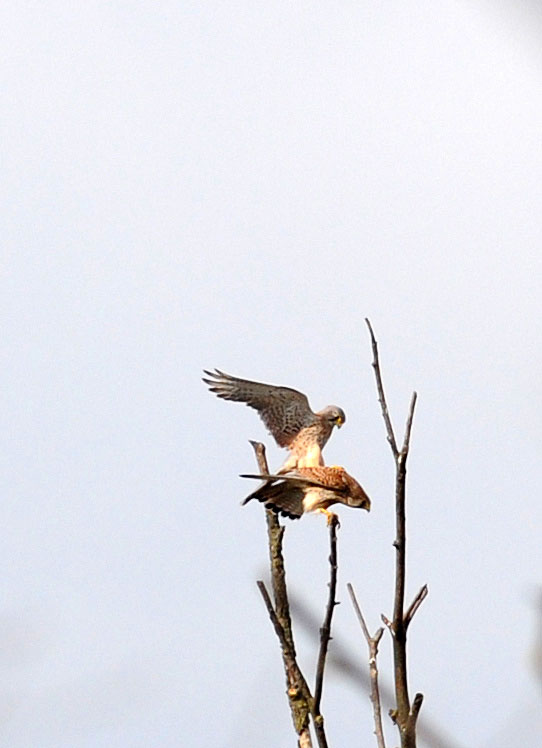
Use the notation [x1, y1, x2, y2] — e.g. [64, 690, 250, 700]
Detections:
[316, 508, 339, 527]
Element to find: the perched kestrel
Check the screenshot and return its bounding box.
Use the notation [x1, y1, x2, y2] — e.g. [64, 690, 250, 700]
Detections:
[202, 369, 345, 470]
[240, 466, 371, 521]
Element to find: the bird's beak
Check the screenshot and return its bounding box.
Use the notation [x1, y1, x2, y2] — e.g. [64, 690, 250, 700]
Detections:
[336, 417, 343, 428]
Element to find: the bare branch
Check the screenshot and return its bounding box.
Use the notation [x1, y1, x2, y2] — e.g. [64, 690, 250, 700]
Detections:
[249, 439, 269, 472]
[256, 581, 311, 696]
[250, 442, 314, 746]
[381, 613, 394, 636]
[365, 320, 425, 748]
[348, 583, 387, 748]
[348, 583, 371, 642]
[409, 693, 424, 730]
[401, 392, 417, 456]
[289, 595, 466, 748]
[257, 582, 315, 748]
[365, 318, 398, 457]
[391, 458, 409, 729]
[404, 585, 428, 630]
[314, 515, 340, 715]
[250, 441, 332, 748]
[249, 441, 295, 647]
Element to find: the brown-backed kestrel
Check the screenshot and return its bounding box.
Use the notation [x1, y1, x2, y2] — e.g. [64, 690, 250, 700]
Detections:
[240, 465, 370, 521]
[202, 369, 345, 470]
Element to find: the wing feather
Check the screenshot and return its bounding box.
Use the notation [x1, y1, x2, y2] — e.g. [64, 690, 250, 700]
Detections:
[241, 479, 305, 518]
[239, 469, 344, 491]
[203, 369, 315, 447]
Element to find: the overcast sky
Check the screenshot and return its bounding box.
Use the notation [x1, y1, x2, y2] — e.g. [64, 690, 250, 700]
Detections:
[2, 1, 542, 746]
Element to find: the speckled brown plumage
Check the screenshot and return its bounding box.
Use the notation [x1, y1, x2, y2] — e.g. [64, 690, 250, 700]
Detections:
[240, 466, 371, 520]
[203, 369, 345, 469]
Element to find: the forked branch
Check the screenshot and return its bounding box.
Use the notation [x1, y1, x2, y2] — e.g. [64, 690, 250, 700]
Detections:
[250, 441, 314, 747]
[347, 583, 386, 748]
[251, 441, 335, 748]
[364, 319, 426, 748]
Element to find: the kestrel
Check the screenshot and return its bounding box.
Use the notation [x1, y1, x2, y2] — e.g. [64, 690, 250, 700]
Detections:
[240, 466, 371, 521]
[202, 369, 345, 470]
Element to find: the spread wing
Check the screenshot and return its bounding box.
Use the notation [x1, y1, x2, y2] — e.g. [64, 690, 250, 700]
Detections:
[203, 369, 316, 448]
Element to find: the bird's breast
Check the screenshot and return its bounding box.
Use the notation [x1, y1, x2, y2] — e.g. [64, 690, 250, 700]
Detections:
[302, 488, 335, 513]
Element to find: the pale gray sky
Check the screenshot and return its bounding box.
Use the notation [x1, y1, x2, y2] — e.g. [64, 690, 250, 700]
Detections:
[2, 1, 541, 746]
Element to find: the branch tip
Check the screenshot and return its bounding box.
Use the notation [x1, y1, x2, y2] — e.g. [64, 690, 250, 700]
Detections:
[365, 319, 399, 457]
[404, 584, 429, 629]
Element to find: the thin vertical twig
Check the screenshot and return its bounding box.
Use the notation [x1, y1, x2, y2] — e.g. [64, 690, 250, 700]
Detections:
[314, 515, 340, 716]
[390, 393, 419, 742]
[347, 583, 387, 748]
[404, 586, 428, 630]
[365, 318, 398, 457]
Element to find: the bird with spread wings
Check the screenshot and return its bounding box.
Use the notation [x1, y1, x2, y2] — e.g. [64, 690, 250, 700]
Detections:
[202, 369, 345, 470]
[240, 465, 371, 522]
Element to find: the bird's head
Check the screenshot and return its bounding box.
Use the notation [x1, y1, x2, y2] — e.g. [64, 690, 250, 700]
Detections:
[354, 494, 371, 512]
[320, 406, 346, 429]
[344, 489, 371, 512]
[343, 473, 371, 512]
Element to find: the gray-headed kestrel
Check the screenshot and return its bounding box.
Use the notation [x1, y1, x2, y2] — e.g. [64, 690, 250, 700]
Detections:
[240, 466, 371, 522]
[203, 369, 345, 470]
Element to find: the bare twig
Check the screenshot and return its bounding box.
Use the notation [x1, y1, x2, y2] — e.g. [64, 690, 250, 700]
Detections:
[392, 451, 410, 733]
[250, 442, 296, 649]
[404, 585, 428, 630]
[314, 515, 340, 716]
[380, 613, 394, 636]
[391, 392, 418, 741]
[408, 692, 424, 736]
[257, 581, 312, 698]
[348, 583, 387, 748]
[401, 392, 417, 455]
[365, 318, 398, 457]
[365, 320, 426, 748]
[348, 583, 371, 641]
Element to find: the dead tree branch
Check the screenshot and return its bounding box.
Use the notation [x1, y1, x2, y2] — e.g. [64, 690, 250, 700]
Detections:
[366, 319, 399, 457]
[288, 595, 466, 748]
[404, 585, 428, 630]
[347, 583, 386, 748]
[314, 515, 340, 716]
[365, 319, 426, 748]
[251, 442, 335, 748]
[250, 441, 314, 748]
